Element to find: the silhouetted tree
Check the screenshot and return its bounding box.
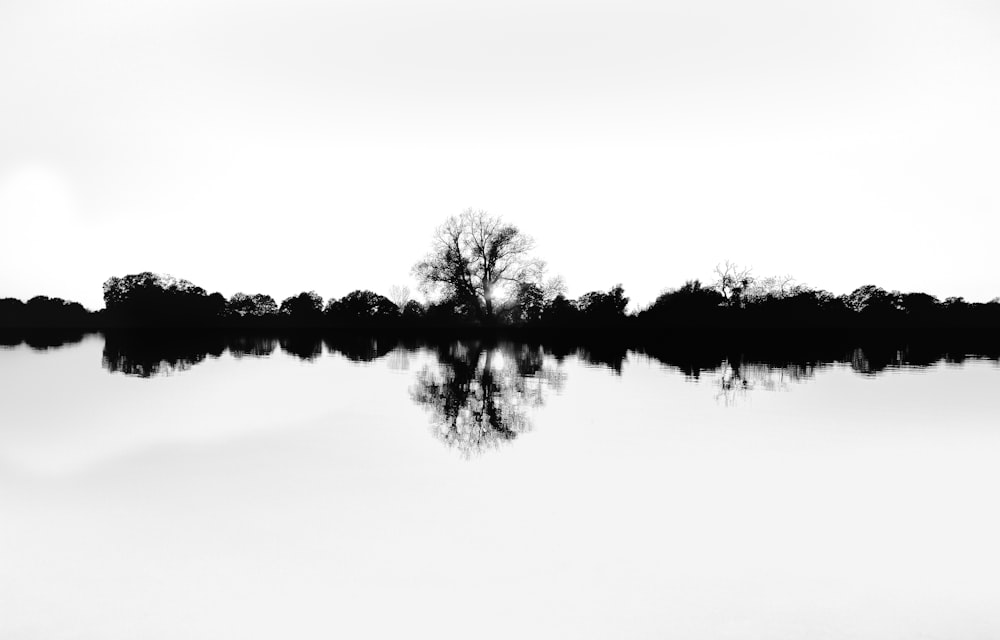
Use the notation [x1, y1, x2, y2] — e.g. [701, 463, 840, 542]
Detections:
[413, 209, 547, 320]
[743, 274, 799, 303]
[227, 292, 278, 318]
[388, 285, 411, 309]
[542, 294, 580, 326]
[842, 285, 897, 313]
[326, 290, 399, 326]
[279, 291, 324, 327]
[506, 282, 547, 324]
[713, 261, 754, 307]
[576, 284, 629, 323]
[654, 280, 724, 310]
[103, 272, 224, 327]
[401, 299, 425, 321]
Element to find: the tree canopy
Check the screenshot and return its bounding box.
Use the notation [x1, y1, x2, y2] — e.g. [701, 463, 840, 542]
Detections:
[412, 209, 545, 319]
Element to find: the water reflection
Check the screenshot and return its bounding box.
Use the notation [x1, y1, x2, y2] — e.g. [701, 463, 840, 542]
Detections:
[324, 335, 396, 362]
[711, 359, 818, 405]
[6, 331, 994, 429]
[410, 341, 565, 457]
[4, 337, 1000, 640]
[1, 332, 997, 458]
[82, 333, 1000, 409]
[278, 335, 322, 361]
[97, 333, 398, 377]
[102, 333, 226, 377]
[70, 333, 1000, 384]
[226, 335, 278, 358]
[0, 330, 88, 351]
[636, 339, 999, 379]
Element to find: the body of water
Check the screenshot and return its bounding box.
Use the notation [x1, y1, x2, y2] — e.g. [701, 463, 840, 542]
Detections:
[2, 334, 999, 639]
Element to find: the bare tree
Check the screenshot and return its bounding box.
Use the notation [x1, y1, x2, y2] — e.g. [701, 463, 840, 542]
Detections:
[413, 209, 545, 317]
[541, 275, 567, 300]
[713, 261, 754, 307]
[744, 274, 799, 302]
[387, 285, 410, 309]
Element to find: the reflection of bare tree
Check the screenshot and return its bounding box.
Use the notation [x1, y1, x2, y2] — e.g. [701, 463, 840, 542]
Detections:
[712, 358, 816, 406]
[411, 341, 565, 457]
[386, 347, 411, 371]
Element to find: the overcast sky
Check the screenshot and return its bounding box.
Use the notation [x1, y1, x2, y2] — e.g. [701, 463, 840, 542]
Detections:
[1, 0, 998, 310]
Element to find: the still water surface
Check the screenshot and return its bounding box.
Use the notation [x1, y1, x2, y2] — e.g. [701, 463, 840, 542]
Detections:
[2, 335, 999, 639]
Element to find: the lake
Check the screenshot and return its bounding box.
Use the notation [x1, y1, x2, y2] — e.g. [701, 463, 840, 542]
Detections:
[2, 333, 999, 639]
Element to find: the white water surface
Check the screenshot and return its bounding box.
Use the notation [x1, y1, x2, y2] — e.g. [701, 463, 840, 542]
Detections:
[2, 336, 999, 639]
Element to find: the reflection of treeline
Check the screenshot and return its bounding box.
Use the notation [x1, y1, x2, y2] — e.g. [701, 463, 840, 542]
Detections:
[2, 270, 999, 331]
[0, 330, 89, 351]
[84, 331, 1000, 379]
[633, 333, 1000, 377]
[100, 332, 401, 377]
[5, 328, 996, 382]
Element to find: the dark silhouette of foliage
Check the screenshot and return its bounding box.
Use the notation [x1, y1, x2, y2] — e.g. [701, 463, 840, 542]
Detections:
[2, 263, 998, 333]
[326, 290, 399, 327]
[0, 295, 93, 329]
[504, 282, 546, 325]
[639, 280, 726, 328]
[576, 284, 629, 324]
[278, 291, 324, 327]
[227, 292, 278, 319]
[401, 299, 425, 321]
[103, 272, 225, 328]
[542, 294, 580, 326]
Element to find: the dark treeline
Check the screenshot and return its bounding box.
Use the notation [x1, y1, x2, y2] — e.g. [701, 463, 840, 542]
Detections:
[2, 270, 999, 333]
[0, 295, 95, 329]
[2, 211, 998, 333]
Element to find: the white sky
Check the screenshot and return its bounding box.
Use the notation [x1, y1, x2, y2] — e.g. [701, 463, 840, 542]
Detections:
[1, 0, 998, 310]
